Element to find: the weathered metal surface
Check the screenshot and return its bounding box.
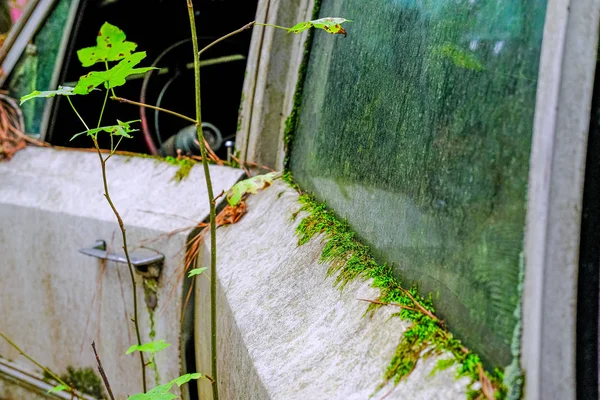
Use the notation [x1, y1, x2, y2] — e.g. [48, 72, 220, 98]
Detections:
[195, 180, 472, 399]
[235, 0, 315, 170]
[0, 147, 243, 398]
[522, 0, 600, 398]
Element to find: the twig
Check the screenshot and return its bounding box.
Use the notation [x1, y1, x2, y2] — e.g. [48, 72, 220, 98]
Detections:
[0, 331, 84, 400]
[91, 342, 116, 400]
[477, 364, 495, 400]
[357, 298, 422, 314]
[254, 22, 291, 30]
[181, 278, 195, 324]
[230, 154, 275, 173]
[378, 384, 398, 400]
[199, 21, 255, 56]
[212, 190, 225, 204]
[398, 287, 439, 322]
[191, 138, 222, 163]
[111, 96, 197, 125]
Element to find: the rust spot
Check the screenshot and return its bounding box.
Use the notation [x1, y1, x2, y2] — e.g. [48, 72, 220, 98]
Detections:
[107, 44, 112, 48]
[118, 53, 124, 57]
[87, 85, 93, 90]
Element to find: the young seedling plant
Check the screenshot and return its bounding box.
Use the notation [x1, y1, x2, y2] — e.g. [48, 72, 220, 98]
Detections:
[13, 4, 352, 399]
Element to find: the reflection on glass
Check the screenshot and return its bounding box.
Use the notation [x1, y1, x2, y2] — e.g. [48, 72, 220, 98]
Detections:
[290, 0, 547, 367]
[0, 0, 30, 44]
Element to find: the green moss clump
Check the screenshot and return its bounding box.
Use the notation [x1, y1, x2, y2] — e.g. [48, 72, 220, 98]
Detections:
[59, 366, 105, 399]
[284, 171, 507, 398]
[164, 156, 195, 181]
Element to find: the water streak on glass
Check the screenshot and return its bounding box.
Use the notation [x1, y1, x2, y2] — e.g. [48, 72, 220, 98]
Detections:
[290, 0, 548, 366]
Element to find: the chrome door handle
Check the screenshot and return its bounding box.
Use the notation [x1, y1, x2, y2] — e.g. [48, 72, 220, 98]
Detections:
[79, 240, 163, 278]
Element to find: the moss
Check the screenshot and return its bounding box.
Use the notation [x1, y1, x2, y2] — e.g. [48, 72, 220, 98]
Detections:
[163, 156, 195, 182]
[144, 278, 159, 312]
[282, 0, 323, 169]
[119, 151, 247, 181]
[284, 171, 507, 398]
[143, 278, 161, 384]
[57, 366, 105, 399]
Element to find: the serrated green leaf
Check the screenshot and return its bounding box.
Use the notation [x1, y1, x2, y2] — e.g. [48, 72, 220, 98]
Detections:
[172, 373, 202, 386]
[126, 339, 171, 355]
[20, 86, 75, 105]
[288, 17, 352, 36]
[77, 22, 138, 67]
[47, 384, 69, 394]
[70, 119, 140, 141]
[188, 268, 207, 278]
[226, 172, 280, 206]
[74, 52, 155, 94]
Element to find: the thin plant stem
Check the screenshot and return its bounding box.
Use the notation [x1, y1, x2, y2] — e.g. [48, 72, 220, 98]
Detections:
[254, 22, 290, 30]
[66, 96, 147, 393]
[0, 331, 85, 400]
[356, 298, 423, 314]
[111, 96, 197, 124]
[106, 136, 124, 161]
[97, 87, 109, 129]
[91, 136, 146, 393]
[91, 341, 116, 400]
[199, 21, 255, 56]
[187, 1, 219, 399]
[67, 97, 90, 131]
[97, 87, 111, 153]
[398, 287, 439, 322]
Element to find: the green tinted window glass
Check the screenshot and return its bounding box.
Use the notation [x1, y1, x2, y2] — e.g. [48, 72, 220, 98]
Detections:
[290, 0, 547, 366]
[8, 0, 73, 134]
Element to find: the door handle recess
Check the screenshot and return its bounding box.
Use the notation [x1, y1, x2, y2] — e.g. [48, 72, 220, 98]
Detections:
[79, 240, 163, 278]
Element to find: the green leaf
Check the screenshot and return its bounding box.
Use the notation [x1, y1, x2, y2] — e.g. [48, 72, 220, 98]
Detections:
[128, 393, 177, 400]
[77, 22, 138, 67]
[74, 52, 155, 94]
[126, 339, 171, 355]
[288, 17, 352, 36]
[20, 86, 75, 105]
[172, 373, 202, 386]
[47, 384, 69, 394]
[146, 382, 174, 394]
[226, 172, 279, 206]
[127, 373, 202, 400]
[188, 267, 207, 278]
[70, 119, 140, 141]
